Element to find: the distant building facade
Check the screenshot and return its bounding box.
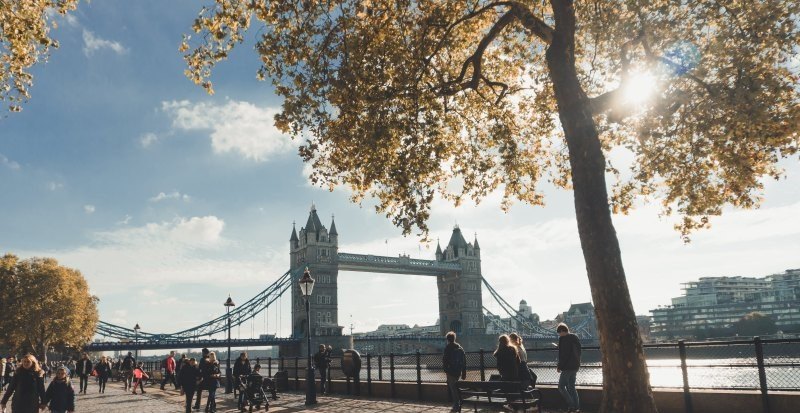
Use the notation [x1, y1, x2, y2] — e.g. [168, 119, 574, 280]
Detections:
[650, 269, 800, 339]
[485, 300, 540, 335]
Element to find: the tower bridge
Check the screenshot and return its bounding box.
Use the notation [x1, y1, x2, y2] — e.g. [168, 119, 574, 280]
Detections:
[90, 204, 591, 354]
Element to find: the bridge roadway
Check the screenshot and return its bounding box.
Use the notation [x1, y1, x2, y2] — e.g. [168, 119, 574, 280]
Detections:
[85, 337, 298, 351]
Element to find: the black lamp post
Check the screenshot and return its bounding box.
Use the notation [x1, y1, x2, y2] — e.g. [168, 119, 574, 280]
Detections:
[224, 295, 236, 393]
[299, 268, 317, 405]
[133, 323, 141, 359]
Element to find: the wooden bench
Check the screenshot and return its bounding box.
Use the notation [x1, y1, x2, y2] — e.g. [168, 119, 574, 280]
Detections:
[457, 380, 542, 413]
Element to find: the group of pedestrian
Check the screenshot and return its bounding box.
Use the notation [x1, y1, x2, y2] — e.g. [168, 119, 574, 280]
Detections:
[0, 354, 74, 413]
[174, 347, 221, 413]
[443, 323, 582, 413]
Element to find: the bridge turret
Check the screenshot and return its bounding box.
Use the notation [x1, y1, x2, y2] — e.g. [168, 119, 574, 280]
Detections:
[290, 222, 299, 250]
[438, 225, 484, 337]
[291, 205, 343, 340]
[435, 240, 443, 261]
[329, 215, 338, 244]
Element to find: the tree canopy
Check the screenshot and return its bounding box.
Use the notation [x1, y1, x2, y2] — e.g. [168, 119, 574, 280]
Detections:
[0, 254, 99, 363]
[734, 312, 778, 337]
[183, 0, 799, 240]
[184, 2, 799, 411]
[0, 0, 78, 112]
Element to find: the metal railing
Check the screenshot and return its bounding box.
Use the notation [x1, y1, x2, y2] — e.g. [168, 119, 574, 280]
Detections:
[129, 337, 797, 413]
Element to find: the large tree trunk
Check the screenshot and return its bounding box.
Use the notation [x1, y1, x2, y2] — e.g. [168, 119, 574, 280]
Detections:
[39, 342, 49, 365]
[545, 1, 658, 412]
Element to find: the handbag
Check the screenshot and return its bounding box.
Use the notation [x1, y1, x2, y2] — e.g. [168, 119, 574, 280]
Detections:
[91, 369, 97, 377]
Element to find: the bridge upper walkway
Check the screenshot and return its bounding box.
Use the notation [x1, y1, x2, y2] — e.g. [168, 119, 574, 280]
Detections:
[337, 252, 460, 275]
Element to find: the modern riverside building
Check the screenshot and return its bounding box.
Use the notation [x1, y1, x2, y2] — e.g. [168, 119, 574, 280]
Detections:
[651, 268, 800, 339]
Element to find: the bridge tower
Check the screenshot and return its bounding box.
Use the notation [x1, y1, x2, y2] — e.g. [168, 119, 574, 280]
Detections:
[436, 226, 485, 336]
[290, 204, 344, 339]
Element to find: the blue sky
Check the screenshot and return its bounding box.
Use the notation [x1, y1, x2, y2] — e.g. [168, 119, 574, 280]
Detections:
[1, 1, 799, 343]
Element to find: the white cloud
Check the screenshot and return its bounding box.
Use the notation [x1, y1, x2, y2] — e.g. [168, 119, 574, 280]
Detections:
[0, 153, 20, 170]
[47, 182, 64, 191]
[140, 132, 158, 148]
[149, 191, 191, 203]
[96, 216, 225, 247]
[84, 204, 95, 214]
[162, 100, 295, 161]
[116, 215, 132, 225]
[82, 29, 127, 56]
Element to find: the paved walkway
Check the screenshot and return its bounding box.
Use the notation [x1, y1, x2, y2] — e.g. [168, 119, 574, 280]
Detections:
[72, 379, 574, 412]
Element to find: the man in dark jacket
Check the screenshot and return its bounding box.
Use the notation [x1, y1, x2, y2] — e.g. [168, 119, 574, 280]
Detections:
[232, 352, 251, 407]
[557, 323, 582, 413]
[312, 345, 330, 395]
[75, 353, 93, 395]
[193, 348, 210, 410]
[442, 331, 467, 413]
[121, 352, 136, 391]
[178, 358, 201, 413]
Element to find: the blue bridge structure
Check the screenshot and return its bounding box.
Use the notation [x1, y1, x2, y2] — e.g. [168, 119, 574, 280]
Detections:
[87, 205, 595, 354]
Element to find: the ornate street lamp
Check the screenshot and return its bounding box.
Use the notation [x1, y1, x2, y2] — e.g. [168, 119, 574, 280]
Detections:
[299, 267, 317, 405]
[133, 323, 141, 359]
[224, 295, 236, 393]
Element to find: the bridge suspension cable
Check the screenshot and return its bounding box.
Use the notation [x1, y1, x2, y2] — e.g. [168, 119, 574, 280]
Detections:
[96, 268, 298, 341]
[481, 276, 594, 339]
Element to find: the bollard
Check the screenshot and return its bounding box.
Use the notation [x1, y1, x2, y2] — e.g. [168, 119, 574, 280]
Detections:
[268, 357, 272, 377]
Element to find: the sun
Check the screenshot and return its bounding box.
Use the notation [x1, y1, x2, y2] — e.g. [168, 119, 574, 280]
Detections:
[622, 72, 658, 105]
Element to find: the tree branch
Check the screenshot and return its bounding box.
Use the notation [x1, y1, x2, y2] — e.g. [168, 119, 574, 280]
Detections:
[437, 11, 517, 97]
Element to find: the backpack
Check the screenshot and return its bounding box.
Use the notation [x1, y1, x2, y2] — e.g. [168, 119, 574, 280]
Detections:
[444, 346, 465, 376]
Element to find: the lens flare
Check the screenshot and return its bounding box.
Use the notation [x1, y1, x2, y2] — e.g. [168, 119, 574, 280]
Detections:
[623, 72, 657, 105]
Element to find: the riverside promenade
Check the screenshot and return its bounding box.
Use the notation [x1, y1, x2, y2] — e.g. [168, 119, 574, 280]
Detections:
[71, 382, 569, 412]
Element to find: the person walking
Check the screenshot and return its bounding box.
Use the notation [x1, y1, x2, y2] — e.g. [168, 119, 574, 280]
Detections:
[75, 353, 92, 395]
[178, 358, 201, 413]
[131, 362, 149, 395]
[4, 357, 16, 389]
[176, 354, 187, 391]
[312, 345, 330, 395]
[0, 358, 5, 390]
[94, 356, 112, 393]
[442, 331, 467, 413]
[557, 323, 582, 413]
[232, 352, 251, 407]
[193, 348, 210, 411]
[493, 334, 520, 381]
[66, 359, 75, 380]
[0, 354, 46, 413]
[200, 352, 221, 413]
[161, 351, 177, 390]
[120, 352, 136, 391]
[44, 366, 75, 413]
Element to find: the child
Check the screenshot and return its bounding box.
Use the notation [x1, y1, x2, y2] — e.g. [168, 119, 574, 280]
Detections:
[45, 367, 75, 413]
[131, 362, 149, 394]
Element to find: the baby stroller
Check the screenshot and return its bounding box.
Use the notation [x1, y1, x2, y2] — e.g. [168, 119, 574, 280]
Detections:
[238, 374, 270, 412]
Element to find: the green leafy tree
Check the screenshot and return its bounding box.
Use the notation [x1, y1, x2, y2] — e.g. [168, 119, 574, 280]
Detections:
[0, 0, 79, 112]
[182, 1, 799, 411]
[734, 312, 778, 337]
[0, 254, 99, 364]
